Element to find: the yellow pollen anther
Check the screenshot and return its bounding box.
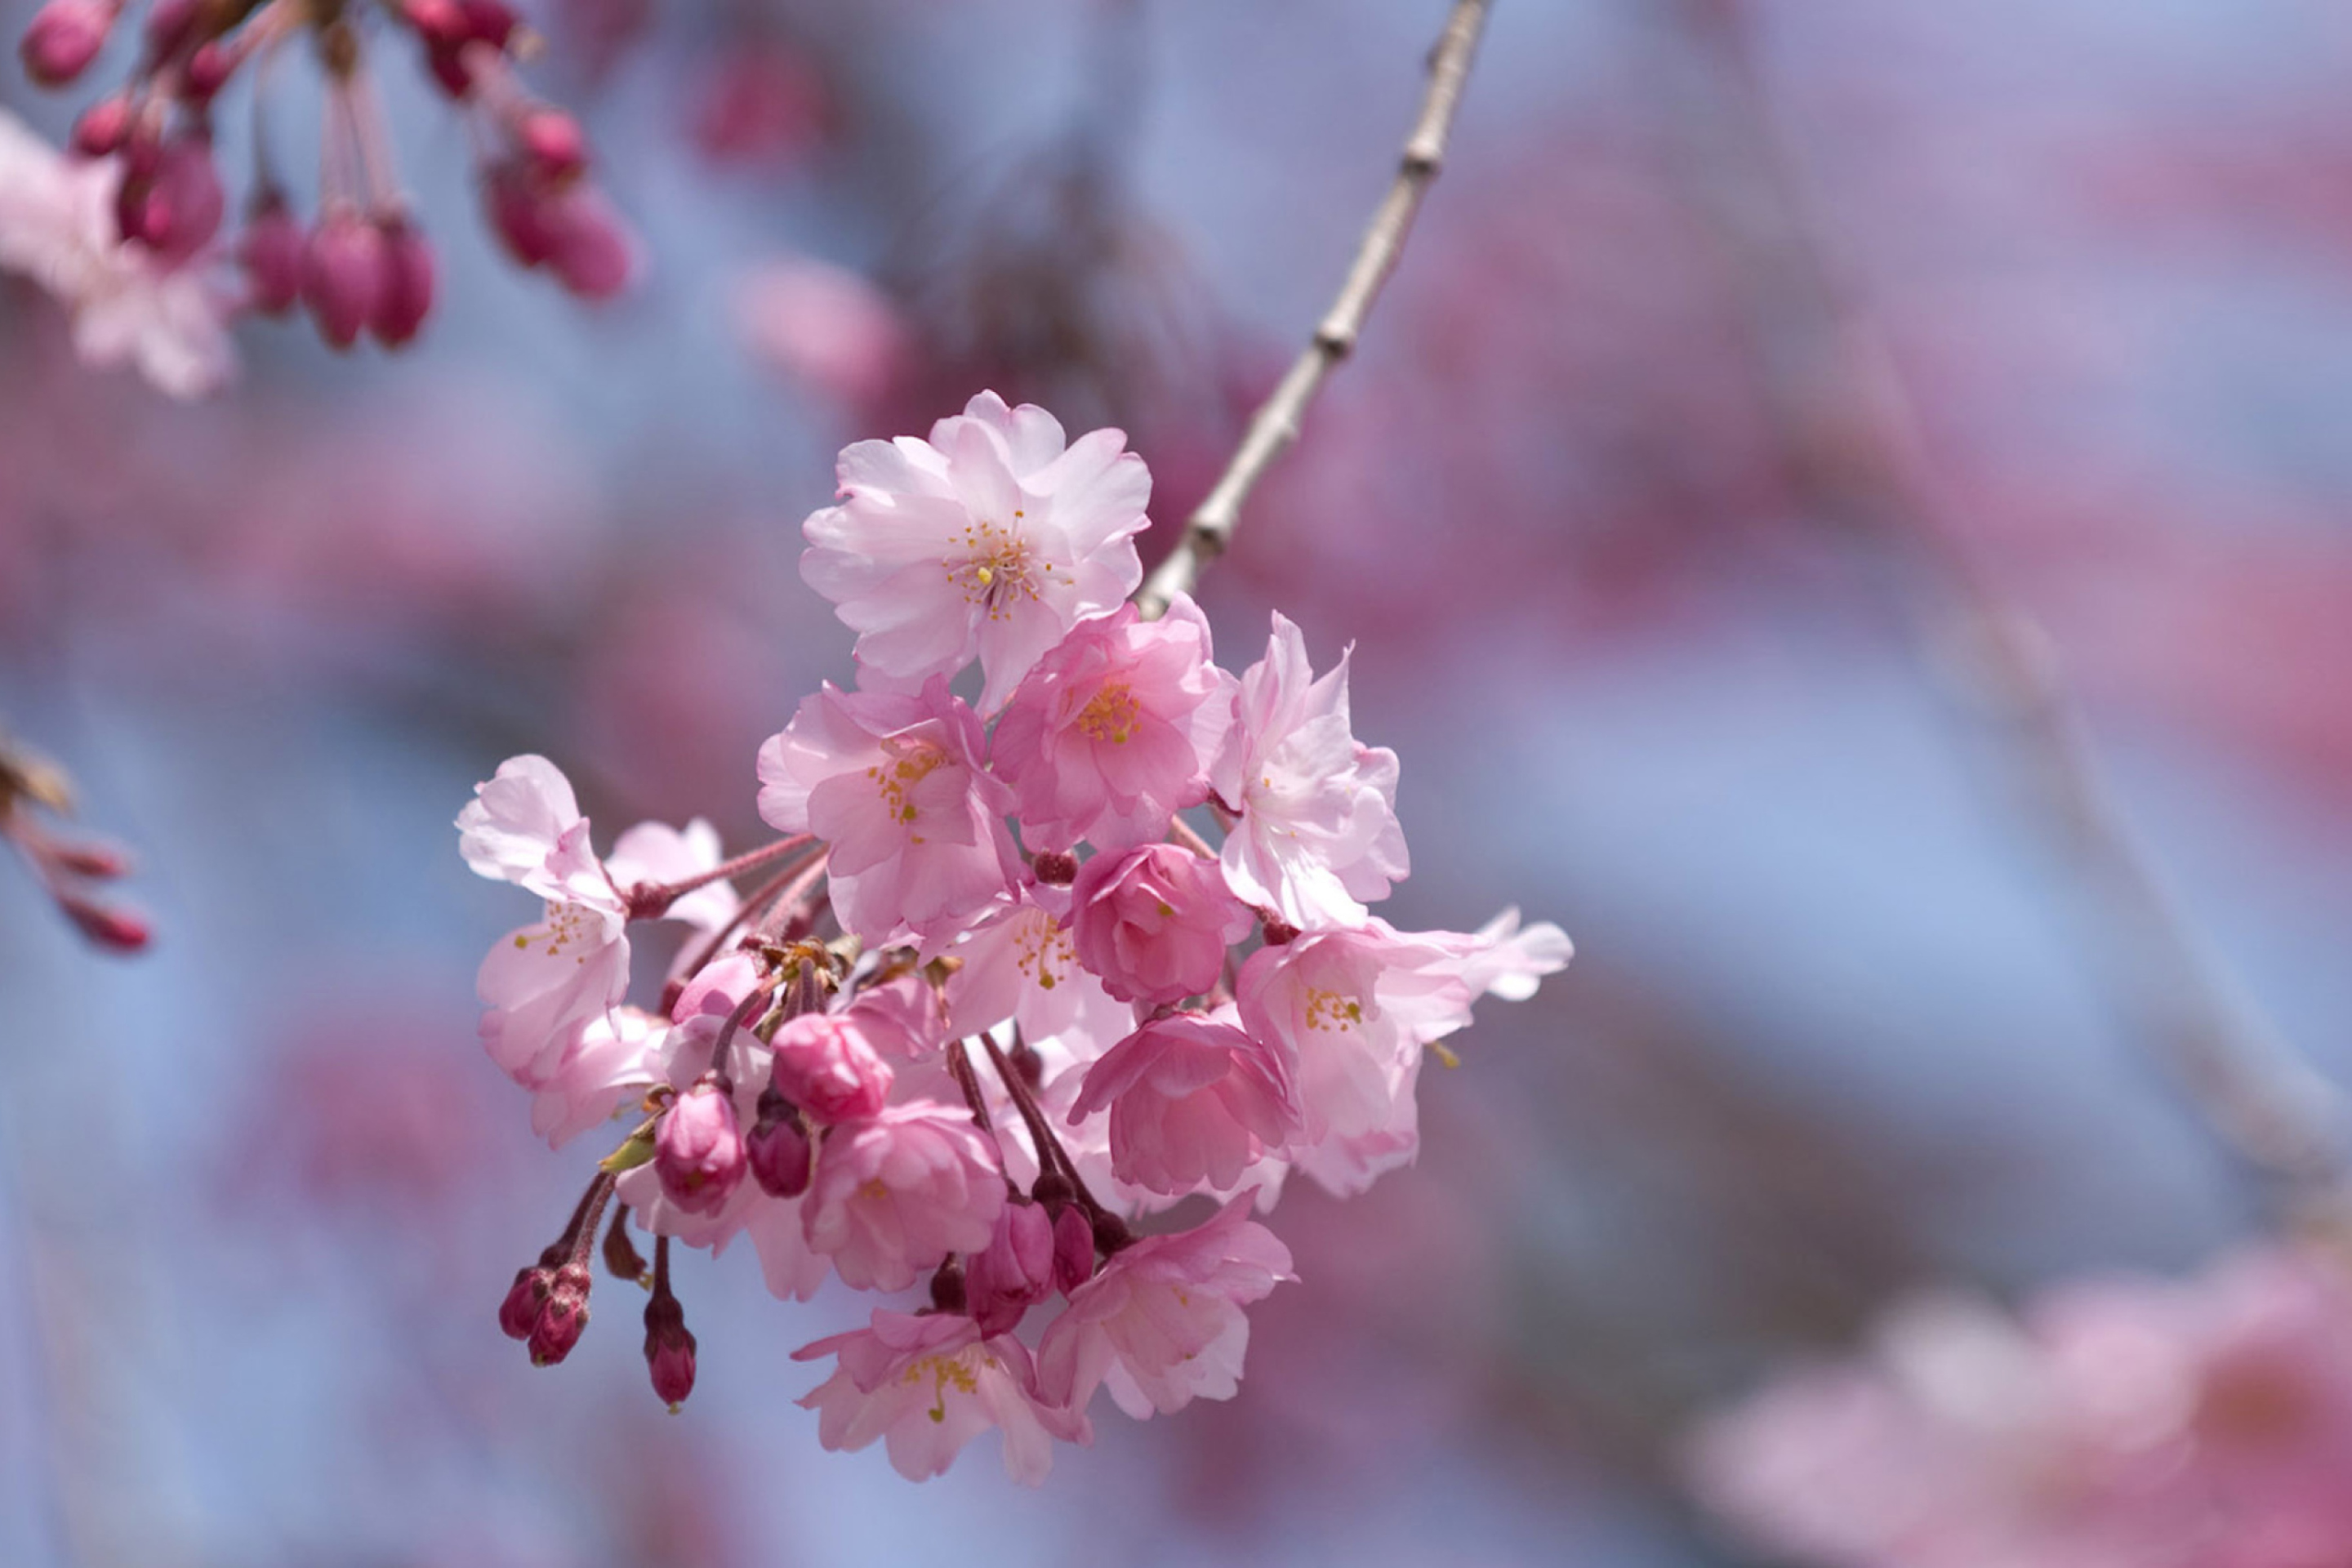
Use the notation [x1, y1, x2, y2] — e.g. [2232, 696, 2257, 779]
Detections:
[1076, 683, 1142, 744]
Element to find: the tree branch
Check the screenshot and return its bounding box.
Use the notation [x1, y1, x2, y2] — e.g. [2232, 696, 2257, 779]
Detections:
[1133, 0, 1491, 619]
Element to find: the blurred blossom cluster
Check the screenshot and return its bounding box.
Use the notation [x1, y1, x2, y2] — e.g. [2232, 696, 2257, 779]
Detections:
[4, 0, 2352, 1564]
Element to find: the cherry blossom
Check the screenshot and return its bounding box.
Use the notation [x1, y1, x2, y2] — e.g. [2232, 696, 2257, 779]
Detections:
[1038, 1193, 1295, 1419]
[799, 390, 1151, 711]
[0, 108, 234, 398]
[1067, 843, 1254, 1007]
[1210, 612, 1410, 929]
[801, 1104, 1005, 1291]
[1070, 1010, 1299, 1196]
[795, 1309, 1090, 1485]
[755, 676, 1018, 947]
[990, 595, 1232, 852]
[766, 1012, 894, 1125]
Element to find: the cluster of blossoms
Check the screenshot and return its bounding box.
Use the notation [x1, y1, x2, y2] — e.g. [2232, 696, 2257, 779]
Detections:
[1689, 1242, 2352, 1568]
[457, 391, 1569, 1481]
[1, 727, 148, 951]
[7, 0, 630, 384]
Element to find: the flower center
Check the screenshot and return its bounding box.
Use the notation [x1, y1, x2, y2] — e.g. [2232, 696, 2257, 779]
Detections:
[901, 1348, 987, 1423]
[1075, 682, 1142, 744]
[944, 513, 1069, 620]
[1303, 987, 1364, 1032]
[1013, 909, 1076, 991]
[866, 742, 948, 827]
[514, 898, 600, 964]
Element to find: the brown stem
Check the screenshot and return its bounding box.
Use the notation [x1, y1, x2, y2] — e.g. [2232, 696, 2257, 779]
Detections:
[1134, 0, 1492, 618]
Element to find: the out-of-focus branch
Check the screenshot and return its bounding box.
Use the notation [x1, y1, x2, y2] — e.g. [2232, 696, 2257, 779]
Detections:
[1673, 1, 2350, 1214]
[1133, 0, 1490, 619]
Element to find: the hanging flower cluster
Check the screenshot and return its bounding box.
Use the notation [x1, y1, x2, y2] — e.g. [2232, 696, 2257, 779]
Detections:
[11, 0, 631, 374]
[1688, 1242, 2352, 1568]
[457, 391, 1570, 1482]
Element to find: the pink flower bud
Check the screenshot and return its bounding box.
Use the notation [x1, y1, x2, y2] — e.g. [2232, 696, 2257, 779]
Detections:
[182, 38, 239, 103]
[746, 1089, 813, 1199]
[301, 210, 386, 350]
[654, 1077, 746, 1216]
[498, 1263, 552, 1339]
[1051, 1202, 1095, 1294]
[142, 0, 200, 60]
[115, 134, 225, 265]
[966, 1200, 1054, 1334]
[516, 107, 587, 185]
[70, 94, 130, 155]
[483, 163, 554, 266]
[643, 1294, 696, 1409]
[1067, 844, 1254, 1007]
[44, 839, 128, 879]
[60, 892, 149, 953]
[238, 196, 304, 316]
[369, 216, 434, 348]
[19, 0, 110, 88]
[544, 187, 635, 299]
[528, 1262, 591, 1365]
[767, 1013, 893, 1125]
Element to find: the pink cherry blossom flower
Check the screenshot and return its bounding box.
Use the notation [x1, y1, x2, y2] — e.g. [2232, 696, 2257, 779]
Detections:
[989, 595, 1232, 852]
[755, 677, 1019, 947]
[1209, 612, 1410, 929]
[1069, 1009, 1299, 1196]
[794, 1308, 1090, 1484]
[0, 109, 235, 399]
[767, 1012, 894, 1125]
[1037, 1193, 1294, 1419]
[735, 254, 908, 412]
[800, 390, 1151, 711]
[942, 886, 1134, 1058]
[1067, 843, 1254, 1007]
[1236, 911, 1570, 1196]
[527, 1004, 665, 1148]
[837, 970, 949, 1060]
[801, 1103, 1005, 1291]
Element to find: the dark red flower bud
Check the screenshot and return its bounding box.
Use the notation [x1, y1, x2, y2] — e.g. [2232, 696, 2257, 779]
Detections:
[60, 893, 149, 953]
[746, 1089, 813, 1199]
[238, 195, 304, 315]
[601, 1208, 647, 1284]
[180, 37, 238, 103]
[302, 209, 386, 350]
[543, 188, 633, 300]
[642, 1293, 696, 1409]
[1031, 850, 1077, 887]
[1051, 1201, 1095, 1294]
[369, 215, 435, 348]
[928, 1256, 967, 1315]
[116, 134, 224, 265]
[528, 1263, 592, 1365]
[498, 1263, 553, 1339]
[516, 107, 587, 185]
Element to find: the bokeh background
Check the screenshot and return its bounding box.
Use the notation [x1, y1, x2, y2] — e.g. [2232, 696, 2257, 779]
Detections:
[7, 0, 2352, 1562]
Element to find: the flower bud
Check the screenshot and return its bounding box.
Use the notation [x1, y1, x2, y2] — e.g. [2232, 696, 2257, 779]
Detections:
[369, 215, 435, 349]
[70, 94, 131, 156]
[528, 1263, 592, 1365]
[238, 195, 303, 316]
[19, 0, 110, 88]
[746, 1089, 813, 1199]
[767, 1013, 893, 1125]
[654, 1076, 746, 1216]
[516, 107, 587, 185]
[643, 1294, 696, 1410]
[1069, 844, 1254, 1006]
[544, 188, 634, 300]
[116, 134, 225, 265]
[1031, 850, 1077, 887]
[601, 1208, 647, 1284]
[928, 1256, 967, 1316]
[966, 1199, 1054, 1333]
[483, 163, 553, 267]
[141, 0, 200, 60]
[301, 209, 386, 350]
[44, 838, 127, 880]
[180, 37, 237, 103]
[498, 1263, 553, 1339]
[60, 892, 149, 953]
[1051, 1201, 1095, 1294]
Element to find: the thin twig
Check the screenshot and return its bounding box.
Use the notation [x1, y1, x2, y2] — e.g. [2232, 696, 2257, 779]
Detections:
[1675, 2, 2349, 1214]
[1133, 0, 1492, 619]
